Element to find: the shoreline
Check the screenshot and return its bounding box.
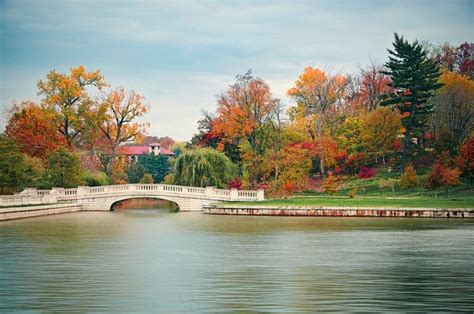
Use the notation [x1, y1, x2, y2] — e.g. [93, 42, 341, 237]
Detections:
[0, 203, 82, 221]
[203, 205, 474, 218]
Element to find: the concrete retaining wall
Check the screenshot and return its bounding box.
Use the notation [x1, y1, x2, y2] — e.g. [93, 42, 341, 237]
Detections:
[203, 205, 474, 218]
[0, 204, 82, 221]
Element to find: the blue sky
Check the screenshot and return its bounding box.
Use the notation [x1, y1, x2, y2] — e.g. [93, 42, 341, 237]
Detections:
[0, 0, 472, 140]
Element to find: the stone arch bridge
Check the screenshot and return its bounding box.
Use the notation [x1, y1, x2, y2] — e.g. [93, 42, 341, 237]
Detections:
[0, 184, 265, 212]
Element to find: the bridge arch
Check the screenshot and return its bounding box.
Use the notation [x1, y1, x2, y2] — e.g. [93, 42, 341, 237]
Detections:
[107, 195, 184, 212]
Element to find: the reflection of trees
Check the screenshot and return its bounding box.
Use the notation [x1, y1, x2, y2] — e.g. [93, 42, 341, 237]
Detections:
[111, 197, 179, 211]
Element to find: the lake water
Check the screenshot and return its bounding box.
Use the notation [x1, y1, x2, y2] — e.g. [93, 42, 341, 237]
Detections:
[1, 209, 473, 312]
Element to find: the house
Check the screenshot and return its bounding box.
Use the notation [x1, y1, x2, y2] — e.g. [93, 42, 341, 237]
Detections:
[120, 142, 175, 162]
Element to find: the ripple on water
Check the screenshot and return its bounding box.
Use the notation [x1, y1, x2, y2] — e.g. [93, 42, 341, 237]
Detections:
[0, 211, 473, 312]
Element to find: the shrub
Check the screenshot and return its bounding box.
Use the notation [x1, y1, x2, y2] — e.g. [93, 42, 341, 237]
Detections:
[82, 172, 110, 186]
[378, 178, 398, 196]
[322, 172, 339, 195]
[163, 173, 174, 185]
[425, 160, 461, 197]
[359, 166, 376, 179]
[400, 163, 417, 189]
[227, 177, 243, 189]
[139, 173, 154, 184]
[347, 188, 357, 198]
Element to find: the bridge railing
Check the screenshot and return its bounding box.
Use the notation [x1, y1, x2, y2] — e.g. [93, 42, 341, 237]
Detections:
[0, 184, 264, 206]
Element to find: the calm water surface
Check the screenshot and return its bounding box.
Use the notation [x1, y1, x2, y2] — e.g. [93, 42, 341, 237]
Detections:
[1, 209, 473, 312]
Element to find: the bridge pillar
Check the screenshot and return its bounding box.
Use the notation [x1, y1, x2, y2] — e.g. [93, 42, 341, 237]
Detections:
[205, 186, 214, 198]
[257, 189, 265, 201]
[230, 188, 238, 201]
[76, 186, 87, 197]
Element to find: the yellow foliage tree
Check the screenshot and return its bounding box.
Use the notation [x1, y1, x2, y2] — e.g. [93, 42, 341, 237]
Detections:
[37, 65, 106, 147]
[361, 107, 401, 164]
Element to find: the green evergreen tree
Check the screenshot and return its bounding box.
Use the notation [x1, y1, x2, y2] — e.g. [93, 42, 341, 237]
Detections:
[126, 162, 147, 183]
[137, 154, 169, 183]
[382, 33, 443, 165]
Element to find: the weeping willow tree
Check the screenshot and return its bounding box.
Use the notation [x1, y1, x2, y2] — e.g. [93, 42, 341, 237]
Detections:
[173, 148, 237, 188]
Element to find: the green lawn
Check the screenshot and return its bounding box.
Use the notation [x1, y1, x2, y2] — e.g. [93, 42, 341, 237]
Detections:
[235, 195, 474, 209]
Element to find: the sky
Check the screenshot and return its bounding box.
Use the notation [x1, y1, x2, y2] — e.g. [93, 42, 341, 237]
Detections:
[0, 0, 472, 141]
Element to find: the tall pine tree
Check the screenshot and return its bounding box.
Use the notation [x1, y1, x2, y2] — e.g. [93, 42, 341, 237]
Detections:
[382, 33, 442, 165]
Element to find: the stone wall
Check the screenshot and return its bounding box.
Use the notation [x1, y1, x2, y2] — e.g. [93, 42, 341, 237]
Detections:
[0, 204, 82, 221]
[203, 205, 474, 218]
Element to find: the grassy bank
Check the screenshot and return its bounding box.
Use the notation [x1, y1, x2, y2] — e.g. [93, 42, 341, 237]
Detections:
[235, 195, 473, 209]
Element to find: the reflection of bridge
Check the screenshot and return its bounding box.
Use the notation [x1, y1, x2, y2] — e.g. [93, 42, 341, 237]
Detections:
[0, 184, 265, 212]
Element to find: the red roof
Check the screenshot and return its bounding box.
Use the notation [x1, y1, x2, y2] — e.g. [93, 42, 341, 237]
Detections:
[160, 148, 175, 156]
[120, 145, 149, 155]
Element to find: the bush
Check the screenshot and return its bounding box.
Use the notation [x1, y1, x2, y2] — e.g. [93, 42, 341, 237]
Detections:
[139, 173, 154, 184]
[400, 164, 417, 189]
[359, 166, 376, 179]
[163, 173, 174, 185]
[378, 178, 398, 196]
[82, 172, 110, 186]
[347, 188, 357, 198]
[322, 172, 339, 195]
[227, 177, 242, 189]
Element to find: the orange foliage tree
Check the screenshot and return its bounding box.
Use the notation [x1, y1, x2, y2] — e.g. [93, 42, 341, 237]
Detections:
[211, 70, 280, 187]
[425, 160, 461, 197]
[37, 65, 107, 147]
[5, 101, 67, 161]
[288, 66, 347, 175]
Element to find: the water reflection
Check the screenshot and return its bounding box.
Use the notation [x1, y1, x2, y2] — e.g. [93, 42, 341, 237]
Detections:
[1, 211, 473, 312]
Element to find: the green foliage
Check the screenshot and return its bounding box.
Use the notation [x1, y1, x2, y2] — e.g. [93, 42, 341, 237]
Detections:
[378, 178, 398, 196]
[82, 171, 110, 186]
[41, 147, 83, 188]
[0, 135, 44, 191]
[139, 173, 154, 184]
[137, 154, 169, 183]
[173, 148, 237, 188]
[347, 188, 358, 198]
[126, 162, 147, 183]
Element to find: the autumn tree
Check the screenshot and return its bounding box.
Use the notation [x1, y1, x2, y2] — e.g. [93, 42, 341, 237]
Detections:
[5, 101, 67, 161]
[211, 70, 279, 186]
[399, 163, 418, 189]
[432, 42, 473, 79]
[432, 70, 473, 152]
[457, 136, 474, 185]
[382, 33, 442, 165]
[322, 172, 339, 195]
[97, 87, 148, 176]
[361, 107, 402, 164]
[425, 160, 461, 197]
[288, 66, 347, 174]
[359, 63, 392, 110]
[37, 65, 106, 147]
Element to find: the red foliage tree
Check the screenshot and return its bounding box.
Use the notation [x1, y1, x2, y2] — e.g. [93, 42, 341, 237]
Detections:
[5, 102, 67, 161]
[457, 136, 474, 185]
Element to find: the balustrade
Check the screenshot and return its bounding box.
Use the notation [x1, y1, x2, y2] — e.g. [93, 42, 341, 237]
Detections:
[0, 184, 264, 207]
